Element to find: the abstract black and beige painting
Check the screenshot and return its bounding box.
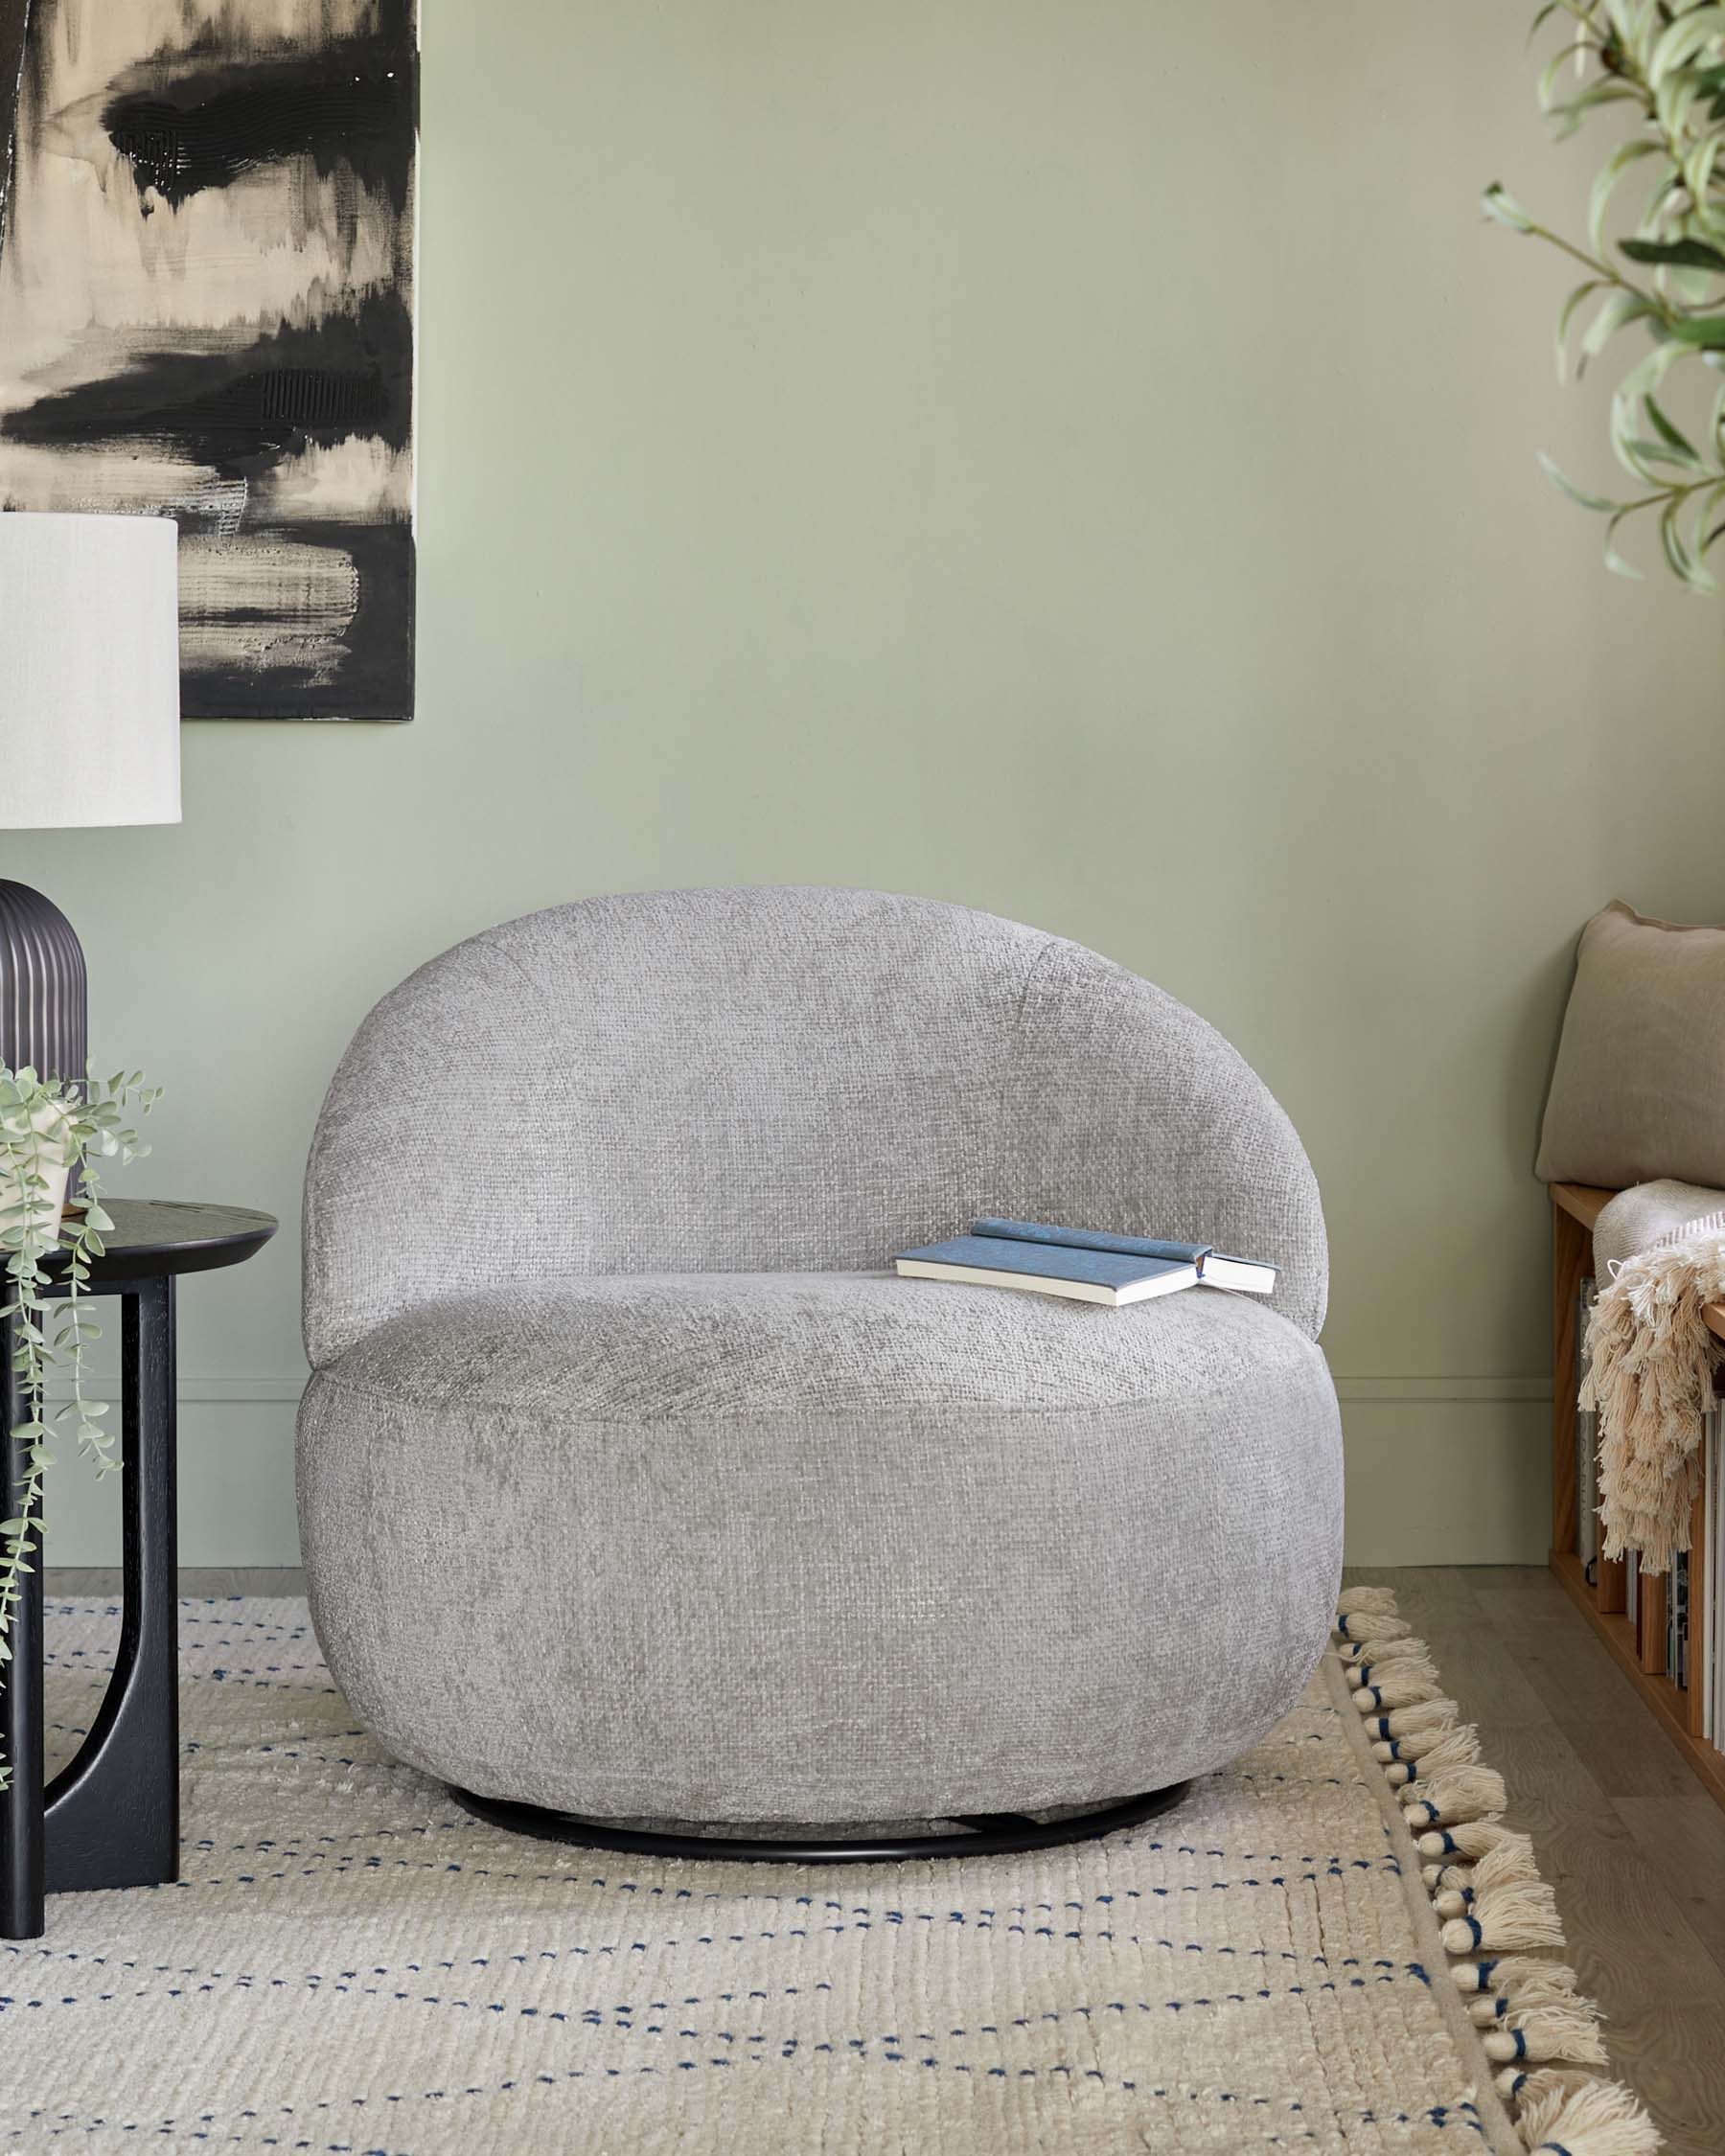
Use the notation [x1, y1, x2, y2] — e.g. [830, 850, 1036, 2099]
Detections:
[0, 0, 417, 720]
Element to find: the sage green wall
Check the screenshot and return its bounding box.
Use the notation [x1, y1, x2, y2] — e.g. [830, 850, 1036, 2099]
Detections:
[22, 0, 1725, 1568]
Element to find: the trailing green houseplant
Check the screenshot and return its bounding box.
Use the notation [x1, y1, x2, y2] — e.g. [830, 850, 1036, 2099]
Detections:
[0, 1065, 158, 1790]
[1486, 0, 1725, 587]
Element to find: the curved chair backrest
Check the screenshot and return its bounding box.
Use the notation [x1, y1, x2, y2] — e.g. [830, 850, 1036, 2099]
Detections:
[303, 886, 1326, 1365]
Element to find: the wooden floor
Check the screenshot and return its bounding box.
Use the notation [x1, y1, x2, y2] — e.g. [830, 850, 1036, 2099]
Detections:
[47, 1564, 1725, 2150]
[1346, 1565, 1725, 2156]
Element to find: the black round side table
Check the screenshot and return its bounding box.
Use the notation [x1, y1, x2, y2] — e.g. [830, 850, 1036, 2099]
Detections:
[0, 1201, 276, 1940]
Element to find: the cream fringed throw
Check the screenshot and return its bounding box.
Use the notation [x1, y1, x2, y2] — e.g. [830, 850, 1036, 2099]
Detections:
[1581, 1226, 1725, 1569]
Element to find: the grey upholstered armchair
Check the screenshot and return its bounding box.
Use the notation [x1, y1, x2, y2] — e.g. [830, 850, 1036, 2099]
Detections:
[297, 886, 1342, 1858]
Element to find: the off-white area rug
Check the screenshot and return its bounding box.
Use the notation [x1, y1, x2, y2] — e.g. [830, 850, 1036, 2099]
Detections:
[0, 1594, 1648, 2154]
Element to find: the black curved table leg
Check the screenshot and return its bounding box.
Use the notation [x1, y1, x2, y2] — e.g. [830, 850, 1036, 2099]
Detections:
[0, 1204, 270, 1941]
[0, 1277, 180, 1939]
[44, 1277, 179, 1900]
[0, 1313, 44, 1939]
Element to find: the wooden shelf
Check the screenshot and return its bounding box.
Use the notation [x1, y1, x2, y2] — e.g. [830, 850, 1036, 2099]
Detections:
[1551, 1552, 1725, 1808]
[1550, 1185, 1725, 1813]
[1551, 1181, 1617, 1233]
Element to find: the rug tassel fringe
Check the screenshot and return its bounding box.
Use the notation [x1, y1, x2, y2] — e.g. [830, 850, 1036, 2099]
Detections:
[1351, 1654, 1444, 1712]
[1430, 1831, 1536, 1919]
[1401, 1764, 1508, 1830]
[1431, 1872, 1473, 1919]
[1373, 1707, 1463, 1760]
[1513, 2067, 1663, 2154]
[1469, 1833, 1540, 1891]
[1439, 1871, 1564, 1955]
[1336, 1586, 1400, 1616]
[1335, 1610, 1414, 1645]
[1418, 1816, 1512, 1863]
[1333, 1593, 1655, 2152]
[1497, 2062, 1601, 2109]
[1378, 1721, 1481, 1790]
[1462, 1955, 1579, 2026]
[1337, 1639, 1423, 1673]
[1364, 1698, 1457, 1743]
[1346, 1642, 1438, 1688]
[1483, 1995, 1609, 2068]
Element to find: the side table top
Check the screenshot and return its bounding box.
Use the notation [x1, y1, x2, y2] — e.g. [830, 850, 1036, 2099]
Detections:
[47, 1199, 278, 1284]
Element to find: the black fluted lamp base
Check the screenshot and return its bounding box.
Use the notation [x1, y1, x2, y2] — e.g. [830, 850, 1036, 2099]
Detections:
[0, 881, 88, 1089]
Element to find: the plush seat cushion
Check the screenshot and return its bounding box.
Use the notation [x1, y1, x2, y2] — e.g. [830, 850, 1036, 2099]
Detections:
[324, 1270, 1319, 1422]
[298, 1274, 1343, 1822]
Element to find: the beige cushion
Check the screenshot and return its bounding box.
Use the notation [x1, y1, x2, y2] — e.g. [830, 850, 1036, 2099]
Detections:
[1538, 900, 1725, 1187]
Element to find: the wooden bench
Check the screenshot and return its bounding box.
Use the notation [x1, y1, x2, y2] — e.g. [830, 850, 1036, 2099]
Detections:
[1551, 1181, 1725, 1809]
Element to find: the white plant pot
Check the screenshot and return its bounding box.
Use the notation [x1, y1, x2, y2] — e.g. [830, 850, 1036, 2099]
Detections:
[0, 1102, 72, 1247]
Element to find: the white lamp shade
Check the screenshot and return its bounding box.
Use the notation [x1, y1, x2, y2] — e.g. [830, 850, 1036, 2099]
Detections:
[0, 512, 181, 829]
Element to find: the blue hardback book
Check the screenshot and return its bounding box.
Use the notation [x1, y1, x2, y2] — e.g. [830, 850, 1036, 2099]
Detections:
[971, 1218, 1276, 1295]
[893, 1233, 1203, 1307]
[973, 1218, 1208, 1264]
[894, 1219, 1277, 1305]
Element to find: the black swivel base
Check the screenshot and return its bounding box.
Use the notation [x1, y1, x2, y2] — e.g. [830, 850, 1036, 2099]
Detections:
[449, 1778, 1190, 1865]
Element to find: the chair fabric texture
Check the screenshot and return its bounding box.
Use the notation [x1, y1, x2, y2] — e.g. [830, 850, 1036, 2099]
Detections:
[298, 886, 1343, 1823]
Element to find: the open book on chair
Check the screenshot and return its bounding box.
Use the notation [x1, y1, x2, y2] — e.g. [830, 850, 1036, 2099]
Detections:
[893, 1217, 1277, 1308]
